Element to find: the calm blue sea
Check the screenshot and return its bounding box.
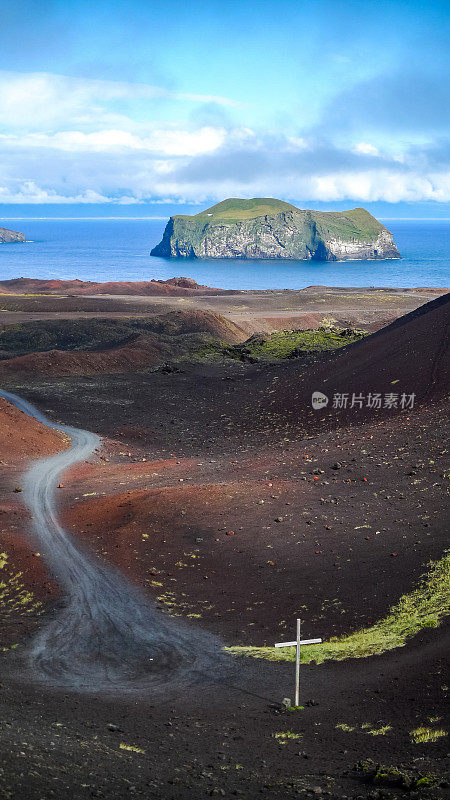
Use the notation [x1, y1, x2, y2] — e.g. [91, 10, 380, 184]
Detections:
[0, 218, 448, 289]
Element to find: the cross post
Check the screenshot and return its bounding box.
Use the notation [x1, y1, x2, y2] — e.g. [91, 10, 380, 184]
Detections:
[275, 619, 322, 707]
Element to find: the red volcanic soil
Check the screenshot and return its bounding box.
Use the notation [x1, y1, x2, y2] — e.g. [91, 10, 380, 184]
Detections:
[141, 308, 244, 340]
[0, 334, 178, 377]
[0, 309, 245, 377]
[0, 399, 68, 646]
[0, 276, 236, 296]
[0, 397, 67, 462]
[62, 402, 448, 647]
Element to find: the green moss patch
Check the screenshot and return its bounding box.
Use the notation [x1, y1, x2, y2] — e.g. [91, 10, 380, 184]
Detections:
[355, 759, 439, 791]
[187, 327, 367, 365]
[237, 328, 367, 361]
[226, 551, 450, 664]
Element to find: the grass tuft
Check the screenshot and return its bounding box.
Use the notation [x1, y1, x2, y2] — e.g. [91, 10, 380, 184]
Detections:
[119, 743, 146, 754]
[226, 552, 450, 664]
[273, 731, 301, 742]
[410, 727, 447, 744]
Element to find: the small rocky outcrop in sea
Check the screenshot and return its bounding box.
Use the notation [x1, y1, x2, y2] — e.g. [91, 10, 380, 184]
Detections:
[151, 198, 401, 261]
[0, 226, 26, 243]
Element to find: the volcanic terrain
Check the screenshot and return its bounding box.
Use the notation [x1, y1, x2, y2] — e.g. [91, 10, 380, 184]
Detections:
[0, 289, 448, 800]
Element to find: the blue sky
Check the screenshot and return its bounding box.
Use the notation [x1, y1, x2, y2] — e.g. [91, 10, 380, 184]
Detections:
[0, 0, 449, 214]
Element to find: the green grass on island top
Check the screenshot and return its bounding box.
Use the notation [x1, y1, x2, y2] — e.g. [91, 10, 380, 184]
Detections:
[226, 551, 450, 664]
[193, 197, 299, 220]
[172, 197, 388, 240]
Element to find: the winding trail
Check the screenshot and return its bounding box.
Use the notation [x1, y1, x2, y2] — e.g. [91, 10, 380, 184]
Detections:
[1, 390, 223, 693]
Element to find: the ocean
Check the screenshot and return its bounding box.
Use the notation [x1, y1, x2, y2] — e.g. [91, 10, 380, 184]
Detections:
[0, 218, 449, 290]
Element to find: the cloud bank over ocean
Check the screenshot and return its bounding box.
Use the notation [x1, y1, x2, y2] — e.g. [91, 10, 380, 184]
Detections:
[0, 1, 448, 208]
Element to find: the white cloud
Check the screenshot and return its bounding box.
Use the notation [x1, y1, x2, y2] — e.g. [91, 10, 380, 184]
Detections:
[0, 70, 448, 205]
[310, 170, 450, 202]
[0, 71, 238, 131]
[1, 144, 449, 204]
[353, 142, 380, 156]
[146, 168, 450, 205]
[0, 182, 119, 204]
[0, 168, 450, 205]
[0, 126, 226, 157]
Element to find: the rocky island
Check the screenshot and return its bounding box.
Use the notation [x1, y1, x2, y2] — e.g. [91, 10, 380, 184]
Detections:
[0, 226, 26, 243]
[151, 197, 401, 260]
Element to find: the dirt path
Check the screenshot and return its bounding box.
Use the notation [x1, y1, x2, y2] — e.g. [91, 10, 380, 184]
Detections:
[0, 390, 224, 694]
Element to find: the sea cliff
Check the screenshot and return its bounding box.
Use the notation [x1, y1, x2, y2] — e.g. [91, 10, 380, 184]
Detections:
[151, 198, 400, 261]
[0, 226, 26, 243]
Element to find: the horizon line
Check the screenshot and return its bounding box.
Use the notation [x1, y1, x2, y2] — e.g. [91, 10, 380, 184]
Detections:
[2, 216, 450, 221]
[0, 216, 168, 221]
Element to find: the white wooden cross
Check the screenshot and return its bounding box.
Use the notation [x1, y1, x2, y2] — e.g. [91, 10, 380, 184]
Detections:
[275, 619, 322, 707]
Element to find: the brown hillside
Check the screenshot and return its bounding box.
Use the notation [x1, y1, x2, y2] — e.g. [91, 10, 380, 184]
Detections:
[0, 277, 235, 296]
[0, 310, 245, 376]
[144, 309, 244, 341]
[264, 292, 450, 427]
[0, 335, 168, 377]
[0, 398, 67, 462]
